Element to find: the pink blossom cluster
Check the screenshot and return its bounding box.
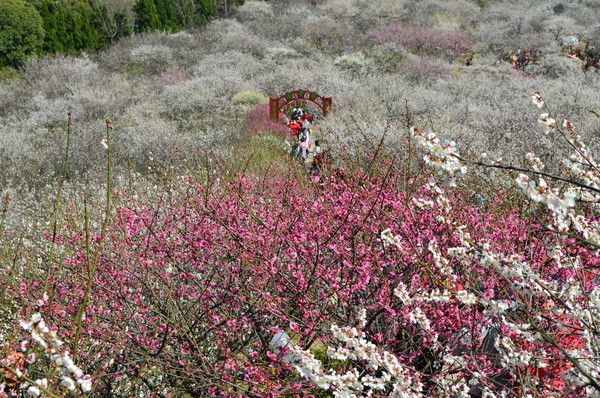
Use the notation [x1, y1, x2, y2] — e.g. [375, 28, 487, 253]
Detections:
[369, 22, 470, 56]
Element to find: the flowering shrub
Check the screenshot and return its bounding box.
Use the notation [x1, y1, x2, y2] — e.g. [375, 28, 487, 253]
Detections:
[153, 70, 187, 91]
[232, 89, 269, 107]
[234, 0, 274, 22]
[370, 22, 470, 57]
[334, 52, 374, 75]
[244, 105, 288, 135]
[398, 55, 452, 81]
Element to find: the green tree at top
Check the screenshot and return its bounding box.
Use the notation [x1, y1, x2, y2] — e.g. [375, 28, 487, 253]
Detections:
[134, 0, 220, 33]
[133, 0, 162, 33]
[188, 0, 217, 27]
[155, 0, 179, 31]
[36, 0, 101, 54]
[0, 0, 45, 67]
[133, 0, 179, 33]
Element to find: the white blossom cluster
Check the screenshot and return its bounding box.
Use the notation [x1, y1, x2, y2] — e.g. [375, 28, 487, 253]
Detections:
[282, 322, 425, 398]
[525, 151, 545, 172]
[495, 335, 533, 367]
[419, 289, 452, 303]
[454, 290, 477, 306]
[410, 127, 466, 188]
[393, 282, 413, 305]
[531, 90, 544, 108]
[427, 239, 455, 278]
[410, 197, 434, 210]
[407, 308, 432, 331]
[536, 113, 556, 134]
[478, 246, 565, 299]
[18, 312, 92, 396]
[418, 215, 596, 391]
[559, 123, 600, 227]
[561, 130, 600, 204]
[515, 173, 577, 213]
[383, 122, 600, 393]
[456, 237, 600, 389]
[459, 230, 600, 389]
[554, 209, 600, 246]
[394, 282, 468, 308]
[526, 95, 600, 242]
[589, 287, 600, 317]
[380, 228, 404, 252]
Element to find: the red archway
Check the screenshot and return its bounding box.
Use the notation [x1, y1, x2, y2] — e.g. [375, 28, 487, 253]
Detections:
[269, 90, 332, 121]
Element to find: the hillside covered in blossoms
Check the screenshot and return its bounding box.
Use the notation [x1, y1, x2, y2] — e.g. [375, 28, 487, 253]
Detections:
[0, 0, 599, 397]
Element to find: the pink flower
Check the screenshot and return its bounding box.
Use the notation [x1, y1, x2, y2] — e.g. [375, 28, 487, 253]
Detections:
[100, 139, 108, 149]
[289, 321, 300, 333]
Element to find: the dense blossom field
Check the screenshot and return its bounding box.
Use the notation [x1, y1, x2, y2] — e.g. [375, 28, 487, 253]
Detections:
[1, 0, 600, 397]
[1, 95, 599, 397]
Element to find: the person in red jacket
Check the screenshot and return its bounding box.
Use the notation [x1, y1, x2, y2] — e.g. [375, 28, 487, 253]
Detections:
[288, 120, 301, 136]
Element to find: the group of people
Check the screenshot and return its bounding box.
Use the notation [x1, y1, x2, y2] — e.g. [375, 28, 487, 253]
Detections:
[567, 49, 600, 73]
[286, 106, 332, 178]
[511, 51, 531, 70]
[507, 46, 600, 73]
[287, 106, 316, 161]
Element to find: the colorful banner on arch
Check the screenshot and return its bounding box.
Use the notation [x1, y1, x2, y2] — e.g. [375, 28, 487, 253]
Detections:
[269, 90, 332, 121]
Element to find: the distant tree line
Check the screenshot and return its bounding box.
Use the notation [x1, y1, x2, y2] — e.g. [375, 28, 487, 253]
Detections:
[0, 0, 244, 68]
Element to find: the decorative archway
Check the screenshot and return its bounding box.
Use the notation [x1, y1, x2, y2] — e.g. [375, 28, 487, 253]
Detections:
[269, 90, 332, 121]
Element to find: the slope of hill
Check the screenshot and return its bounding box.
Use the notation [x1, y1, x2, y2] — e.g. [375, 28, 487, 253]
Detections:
[0, 1, 599, 397]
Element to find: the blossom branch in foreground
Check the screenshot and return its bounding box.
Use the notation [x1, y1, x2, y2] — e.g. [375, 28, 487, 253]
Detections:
[7, 312, 93, 396]
[409, 94, 600, 394]
[279, 313, 426, 398]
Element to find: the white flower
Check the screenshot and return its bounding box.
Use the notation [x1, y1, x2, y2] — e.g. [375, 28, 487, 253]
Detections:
[393, 283, 413, 304]
[455, 290, 477, 306]
[51, 354, 62, 366]
[100, 139, 108, 149]
[537, 113, 556, 133]
[531, 91, 544, 108]
[78, 378, 93, 393]
[27, 385, 42, 397]
[50, 337, 63, 349]
[563, 119, 575, 132]
[447, 247, 468, 258]
[525, 151, 545, 171]
[408, 308, 431, 330]
[31, 329, 48, 349]
[61, 377, 76, 391]
[358, 308, 367, 328]
[31, 313, 42, 324]
[515, 174, 530, 190]
[61, 354, 84, 378]
[37, 320, 49, 334]
[35, 378, 47, 388]
[19, 319, 32, 331]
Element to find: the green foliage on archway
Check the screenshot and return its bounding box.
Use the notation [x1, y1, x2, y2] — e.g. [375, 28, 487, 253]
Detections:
[0, 0, 45, 67]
